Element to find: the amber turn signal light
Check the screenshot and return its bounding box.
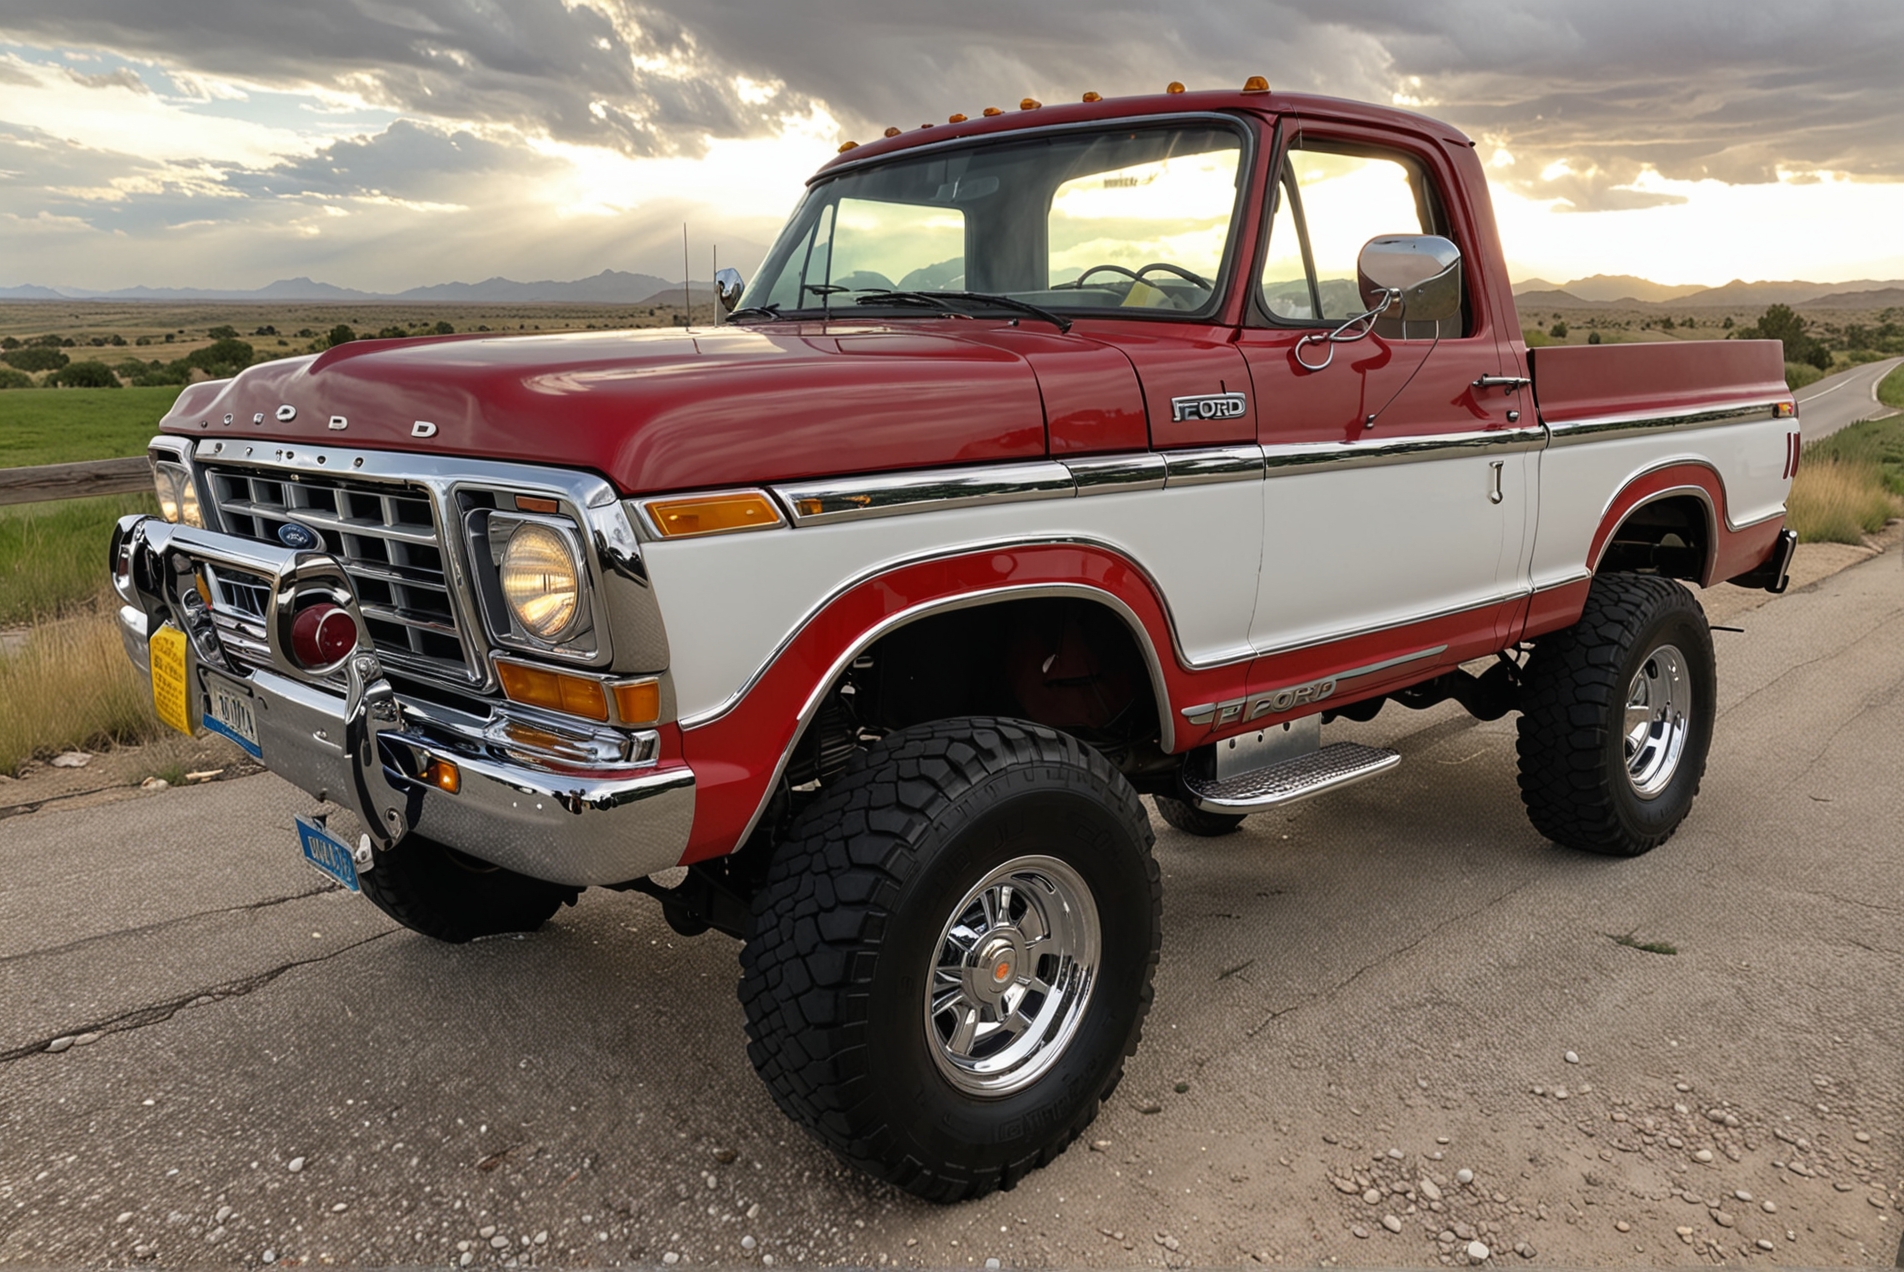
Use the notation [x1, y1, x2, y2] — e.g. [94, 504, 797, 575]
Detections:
[515, 495, 560, 514]
[613, 679, 661, 726]
[423, 757, 460, 795]
[644, 491, 783, 539]
[497, 660, 609, 722]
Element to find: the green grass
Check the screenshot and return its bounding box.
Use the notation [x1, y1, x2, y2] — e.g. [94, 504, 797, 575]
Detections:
[1879, 363, 1904, 410]
[0, 384, 184, 468]
[0, 495, 155, 624]
[1806, 415, 1904, 494]
[1784, 361, 1825, 391]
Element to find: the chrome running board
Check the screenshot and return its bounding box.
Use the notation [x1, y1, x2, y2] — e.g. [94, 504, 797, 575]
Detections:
[1180, 742, 1400, 814]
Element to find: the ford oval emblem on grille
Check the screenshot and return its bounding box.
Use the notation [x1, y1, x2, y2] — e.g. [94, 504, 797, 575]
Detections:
[277, 522, 322, 551]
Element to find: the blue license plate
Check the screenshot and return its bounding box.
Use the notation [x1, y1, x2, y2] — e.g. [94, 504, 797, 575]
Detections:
[296, 816, 361, 892]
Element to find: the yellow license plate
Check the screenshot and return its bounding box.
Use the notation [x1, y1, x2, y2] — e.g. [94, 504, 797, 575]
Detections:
[148, 624, 196, 737]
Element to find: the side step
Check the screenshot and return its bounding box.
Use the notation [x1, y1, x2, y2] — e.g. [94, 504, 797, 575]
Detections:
[1181, 742, 1400, 814]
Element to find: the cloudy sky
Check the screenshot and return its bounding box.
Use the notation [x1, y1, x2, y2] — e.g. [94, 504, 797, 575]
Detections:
[4, 1, 1902, 292]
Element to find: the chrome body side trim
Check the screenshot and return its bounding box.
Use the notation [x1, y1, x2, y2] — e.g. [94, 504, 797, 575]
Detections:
[1178, 643, 1449, 727]
[726, 582, 1179, 851]
[1162, 445, 1265, 487]
[1063, 453, 1168, 496]
[1248, 586, 1530, 661]
[1259, 426, 1545, 476]
[1543, 401, 1780, 447]
[774, 461, 1076, 527]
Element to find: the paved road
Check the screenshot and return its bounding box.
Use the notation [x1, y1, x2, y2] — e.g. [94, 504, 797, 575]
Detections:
[1795, 357, 1901, 441]
[2, 556, 1900, 1270]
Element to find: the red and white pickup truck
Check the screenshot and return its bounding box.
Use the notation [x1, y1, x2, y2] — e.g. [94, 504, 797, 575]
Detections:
[113, 83, 1798, 1201]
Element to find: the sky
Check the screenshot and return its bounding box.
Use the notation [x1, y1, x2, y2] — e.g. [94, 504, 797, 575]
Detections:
[3, 1, 1903, 292]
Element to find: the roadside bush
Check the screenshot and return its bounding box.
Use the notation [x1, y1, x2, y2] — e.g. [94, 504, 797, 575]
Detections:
[184, 338, 254, 376]
[1787, 459, 1899, 544]
[47, 360, 120, 388]
[207, 325, 239, 340]
[1784, 362, 1825, 391]
[3, 346, 69, 373]
[433, 320, 454, 334]
[1549, 320, 1568, 338]
[328, 324, 357, 347]
[0, 336, 17, 350]
[1587, 331, 1602, 345]
[0, 368, 34, 389]
[131, 362, 192, 387]
[1523, 328, 1552, 348]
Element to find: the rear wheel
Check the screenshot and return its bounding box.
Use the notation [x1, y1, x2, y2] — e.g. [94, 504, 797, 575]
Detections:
[359, 834, 579, 942]
[738, 717, 1161, 1202]
[1516, 573, 1716, 856]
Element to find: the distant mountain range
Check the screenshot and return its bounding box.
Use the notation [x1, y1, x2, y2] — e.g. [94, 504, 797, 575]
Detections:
[1512, 275, 1904, 309]
[0, 269, 704, 305]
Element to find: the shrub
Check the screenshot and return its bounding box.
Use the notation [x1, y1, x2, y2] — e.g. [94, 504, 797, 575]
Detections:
[1523, 327, 1552, 348]
[376, 325, 407, 339]
[328, 324, 357, 347]
[1785, 362, 1825, 391]
[47, 360, 121, 388]
[433, 320, 454, 334]
[0, 368, 34, 389]
[184, 338, 254, 376]
[0, 336, 16, 350]
[30, 333, 67, 347]
[1587, 331, 1602, 345]
[3, 346, 69, 372]
[206, 325, 239, 340]
[1549, 320, 1568, 338]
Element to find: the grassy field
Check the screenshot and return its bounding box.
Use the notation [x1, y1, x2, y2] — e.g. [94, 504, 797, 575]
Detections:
[1879, 363, 1904, 409]
[0, 494, 156, 623]
[0, 385, 184, 467]
[1787, 415, 1904, 544]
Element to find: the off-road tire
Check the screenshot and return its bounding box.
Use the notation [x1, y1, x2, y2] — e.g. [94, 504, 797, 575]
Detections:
[359, 834, 579, 942]
[1152, 794, 1246, 837]
[738, 717, 1162, 1203]
[1516, 573, 1716, 856]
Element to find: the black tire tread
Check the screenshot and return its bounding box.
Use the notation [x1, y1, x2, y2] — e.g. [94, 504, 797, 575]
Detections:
[738, 717, 1161, 1203]
[1515, 573, 1712, 856]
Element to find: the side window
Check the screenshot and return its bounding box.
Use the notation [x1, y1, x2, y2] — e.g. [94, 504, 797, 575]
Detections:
[1259, 146, 1442, 324]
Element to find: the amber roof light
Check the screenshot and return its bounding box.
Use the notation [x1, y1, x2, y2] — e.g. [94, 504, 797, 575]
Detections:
[948, 112, 968, 123]
[837, 140, 858, 152]
[1019, 97, 1041, 110]
[883, 126, 901, 137]
[1243, 75, 1270, 93]
[1081, 91, 1102, 103]
[1166, 81, 1185, 94]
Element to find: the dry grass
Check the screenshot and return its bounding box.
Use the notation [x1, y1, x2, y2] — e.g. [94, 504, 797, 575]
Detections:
[1786, 458, 1901, 544]
[0, 495, 155, 625]
[0, 601, 163, 774]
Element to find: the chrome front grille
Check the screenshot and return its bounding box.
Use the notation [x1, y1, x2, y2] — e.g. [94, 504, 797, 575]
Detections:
[202, 465, 475, 683]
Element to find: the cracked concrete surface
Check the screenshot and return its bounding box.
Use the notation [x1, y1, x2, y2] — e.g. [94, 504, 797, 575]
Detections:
[0, 550, 1898, 1269]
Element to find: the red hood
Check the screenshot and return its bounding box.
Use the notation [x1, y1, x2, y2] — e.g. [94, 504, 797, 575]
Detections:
[160, 324, 1075, 493]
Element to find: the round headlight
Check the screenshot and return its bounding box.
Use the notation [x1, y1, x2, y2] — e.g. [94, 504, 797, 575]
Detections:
[499, 522, 581, 640]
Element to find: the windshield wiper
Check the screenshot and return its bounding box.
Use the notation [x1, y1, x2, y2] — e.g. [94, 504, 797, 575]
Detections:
[849, 289, 1072, 333]
[724, 302, 784, 323]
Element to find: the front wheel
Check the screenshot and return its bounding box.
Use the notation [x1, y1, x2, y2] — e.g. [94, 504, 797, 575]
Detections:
[1516, 573, 1716, 856]
[738, 718, 1161, 1203]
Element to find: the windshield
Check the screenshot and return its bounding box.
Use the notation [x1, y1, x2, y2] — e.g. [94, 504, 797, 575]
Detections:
[740, 122, 1246, 321]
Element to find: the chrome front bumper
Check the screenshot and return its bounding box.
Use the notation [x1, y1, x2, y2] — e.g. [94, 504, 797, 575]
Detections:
[112, 516, 694, 887]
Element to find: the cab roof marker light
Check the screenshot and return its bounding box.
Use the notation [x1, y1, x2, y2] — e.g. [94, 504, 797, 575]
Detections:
[1081, 91, 1102, 102]
[948, 112, 968, 123]
[1166, 81, 1186, 94]
[838, 140, 858, 152]
[883, 126, 902, 137]
[982, 106, 1003, 117]
[1019, 98, 1041, 110]
[1243, 75, 1270, 93]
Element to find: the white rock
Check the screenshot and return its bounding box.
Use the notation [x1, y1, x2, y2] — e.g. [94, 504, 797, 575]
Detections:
[46, 1037, 76, 1054]
[762, 1256, 773, 1266]
[140, 777, 170, 791]
[1382, 1215, 1403, 1233]
[479, 1227, 496, 1238]
[1467, 1240, 1490, 1261]
[51, 751, 92, 768]
[1564, 1051, 1579, 1064]
[741, 1236, 756, 1251]
[1387, 1148, 1404, 1160]
[1761, 1201, 1777, 1214]
[985, 1260, 1002, 1270]
[490, 1237, 509, 1249]
[1692, 1149, 1713, 1163]
[74, 1032, 102, 1046]
[457, 1242, 470, 1252]
[534, 1231, 547, 1245]
[662, 1253, 680, 1266]
[1456, 1169, 1474, 1185]
[263, 1251, 276, 1265]
[1756, 1239, 1775, 1252]
[1854, 1131, 1870, 1143]
[460, 1254, 473, 1268]
[1420, 1179, 1443, 1201]
[1735, 1190, 1753, 1202]
[117, 1212, 134, 1225]
[216, 1206, 232, 1224]
[1364, 1189, 1382, 1204]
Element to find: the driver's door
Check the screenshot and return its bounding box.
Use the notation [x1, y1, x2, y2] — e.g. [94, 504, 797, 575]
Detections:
[1235, 136, 1529, 660]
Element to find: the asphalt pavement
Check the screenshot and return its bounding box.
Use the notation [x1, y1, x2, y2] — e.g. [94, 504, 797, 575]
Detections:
[1795, 357, 1901, 441]
[1, 552, 1900, 1269]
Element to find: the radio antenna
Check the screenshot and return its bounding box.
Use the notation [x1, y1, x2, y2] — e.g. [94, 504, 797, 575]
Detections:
[682, 222, 691, 328]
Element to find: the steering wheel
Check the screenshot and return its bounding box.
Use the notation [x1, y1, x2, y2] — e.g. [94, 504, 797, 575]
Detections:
[1051, 263, 1145, 290]
[1134, 262, 1215, 290]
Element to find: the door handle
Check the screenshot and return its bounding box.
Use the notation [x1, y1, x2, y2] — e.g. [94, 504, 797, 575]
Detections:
[1474, 375, 1531, 391]
[1488, 460, 1505, 504]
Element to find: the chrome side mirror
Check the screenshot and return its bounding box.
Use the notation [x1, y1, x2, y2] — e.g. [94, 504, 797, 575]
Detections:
[714, 267, 745, 314]
[1357, 235, 1461, 325]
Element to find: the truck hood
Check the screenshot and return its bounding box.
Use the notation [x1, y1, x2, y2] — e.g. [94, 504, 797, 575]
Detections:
[160, 325, 1056, 493]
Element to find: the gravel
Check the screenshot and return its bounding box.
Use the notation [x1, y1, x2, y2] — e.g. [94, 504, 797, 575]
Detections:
[1467, 1240, 1491, 1261]
[1382, 1214, 1403, 1233]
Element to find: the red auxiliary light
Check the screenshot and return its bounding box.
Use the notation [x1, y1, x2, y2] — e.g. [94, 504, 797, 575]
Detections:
[290, 603, 357, 668]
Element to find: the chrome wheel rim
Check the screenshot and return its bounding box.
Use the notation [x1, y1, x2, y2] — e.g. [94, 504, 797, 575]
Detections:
[1623, 642, 1691, 800]
[923, 855, 1100, 1098]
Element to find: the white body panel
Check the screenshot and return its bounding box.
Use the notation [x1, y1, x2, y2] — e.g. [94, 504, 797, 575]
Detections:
[644, 481, 1264, 724]
[1249, 450, 1527, 654]
[1529, 416, 1791, 591]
